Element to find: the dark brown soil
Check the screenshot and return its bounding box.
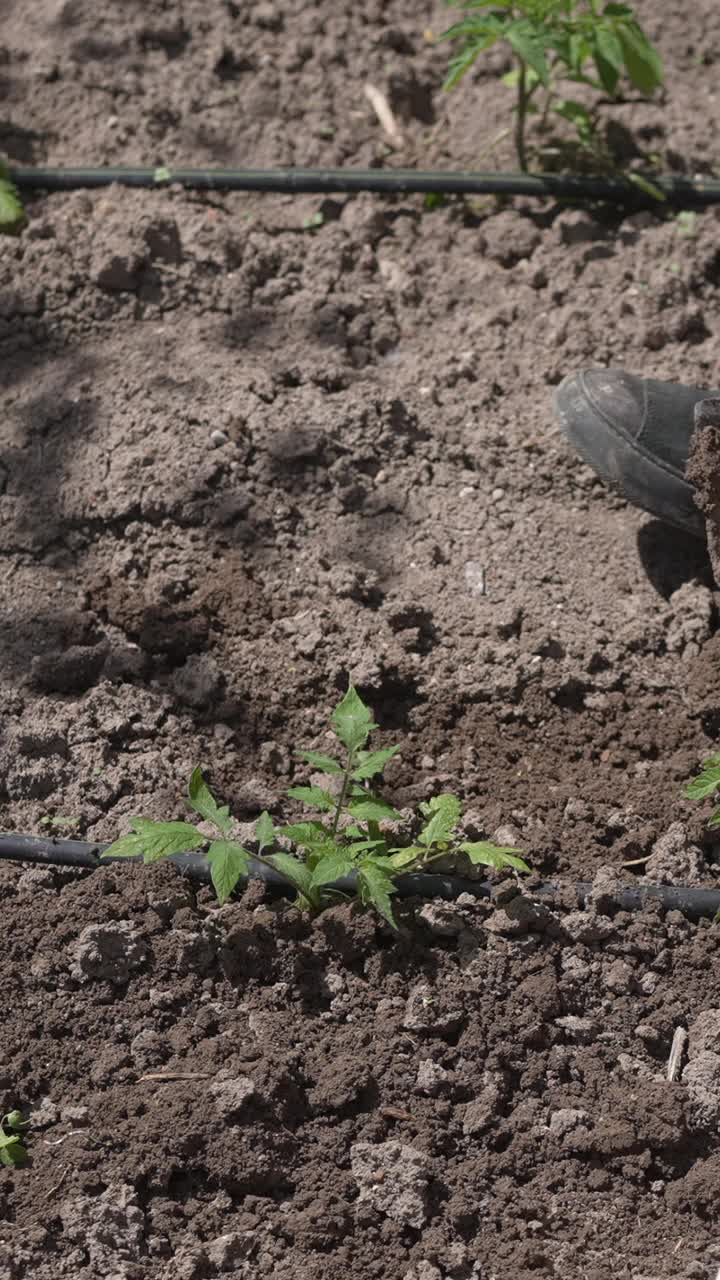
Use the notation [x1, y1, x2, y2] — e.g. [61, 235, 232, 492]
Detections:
[2, 1, 720, 1275]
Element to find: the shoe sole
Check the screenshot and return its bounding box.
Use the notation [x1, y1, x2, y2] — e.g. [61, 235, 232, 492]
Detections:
[553, 372, 705, 539]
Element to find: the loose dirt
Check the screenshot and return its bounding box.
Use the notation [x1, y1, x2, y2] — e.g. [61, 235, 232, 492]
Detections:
[2, 1, 720, 1275]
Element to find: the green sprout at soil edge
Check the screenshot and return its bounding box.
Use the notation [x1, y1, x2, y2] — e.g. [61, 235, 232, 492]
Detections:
[440, 0, 663, 172]
[0, 161, 24, 234]
[102, 685, 530, 928]
[0, 1110, 29, 1168]
[686, 754, 720, 827]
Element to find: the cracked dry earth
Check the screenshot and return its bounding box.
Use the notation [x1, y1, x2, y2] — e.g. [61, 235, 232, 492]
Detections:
[3, 0, 720, 1276]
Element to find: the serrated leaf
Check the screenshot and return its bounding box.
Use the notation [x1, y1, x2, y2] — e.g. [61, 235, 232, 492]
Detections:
[207, 840, 250, 905]
[616, 19, 663, 95]
[101, 818, 204, 863]
[348, 797, 403, 823]
[418, 794, 462, 848]
[352, 746, 401, 781]
[266, 852, 313, 897]
[709, 810, 720, 830]
[357, 865, 398, 929]
[389, 845, 424, 869]
[331, 685, 377, 753]
[309, 852, 355, 889]
[593, 24, 623, 92]
[346, 839, 387, 857]
[459, 841, 530, 873]
[505, 20, 552, 87]
[278, 821, 333, 851]
[188, 766, 233, 836]
[287, 785, 337, 812]
[0, 168, 24, 234]
[295, 750, 344, 775]
[0, 1132, 26, 1167]
[255, 810, 275, 853]
[686, 755, 720, 800]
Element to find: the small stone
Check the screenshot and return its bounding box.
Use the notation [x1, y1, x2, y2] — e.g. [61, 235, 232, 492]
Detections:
[210, 1075, 256, 1117]
[645, 822, 705, 886]
[463, 1072, 506, 1135]
[555, 1015, 598, 1044]
[688, 1009, 720, 1057]
[402, 984, 463, 1035]
[604, 959, 636, 994]
[351, 1140, 430, 1228]
[414, 1059, 450, 1096]
[548, 1108, 589, 1137]
[417, 902, 466, 937]
[210, 429, 230, 447]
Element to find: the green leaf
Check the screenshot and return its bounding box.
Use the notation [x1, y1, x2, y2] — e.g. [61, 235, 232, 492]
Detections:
[295, 750, 344, 775]
[331, 685, 377, 753]
[0, 1132, 26, 1167]
[459, 841, 530, 873]
[0, 164, 24, 234]
[302, 211, 324, 230]
[287, 785, 337, 812]
[255, 810, 275, 853]
[346, 839, 387, 857]
[188, 767, 233, 836]
[686, 755, 720, 800]
[505, 20, 552, 87]
[626, 172, 666, 202]
[352, 746, 401, 781]
[154, 165, 172, 183]
[278, 820, 333, 851]
[593, 23, 624, 86]
[676, 210, 697, 238]
[101, 818, 204, 864]
[616, 19, 663, 95]
[552, 99, 596, 145]
[357, 864, 398, 929]
[388, 845, 424, 869]
[207, 840, 250, 905]
[348, 797, 403, 823]
[309, 852, 355, 889]
[418, 794, 462, 848]
[266, 852, 314, 897]
[2, 1111, 26, 1131]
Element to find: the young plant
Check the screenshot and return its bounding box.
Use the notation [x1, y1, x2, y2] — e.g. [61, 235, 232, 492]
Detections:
[0, 161, 24, 234]
[102, 686, 529, 927]
[440, 1, 663, 172]
[686, 755, 720, 826]
[0, 1110, 29, 1168]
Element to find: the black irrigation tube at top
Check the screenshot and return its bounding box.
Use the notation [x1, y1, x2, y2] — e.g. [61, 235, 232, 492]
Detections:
[9, 165, 720, 207]
[2, 832, 719, 921]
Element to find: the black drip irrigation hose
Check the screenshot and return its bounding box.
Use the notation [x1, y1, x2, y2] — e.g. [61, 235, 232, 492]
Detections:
[2, 833, 718, 921]
[9, 165, 720, 207]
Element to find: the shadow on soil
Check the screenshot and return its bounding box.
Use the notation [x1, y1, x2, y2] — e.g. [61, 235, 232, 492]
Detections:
[636, 519, 713, 598]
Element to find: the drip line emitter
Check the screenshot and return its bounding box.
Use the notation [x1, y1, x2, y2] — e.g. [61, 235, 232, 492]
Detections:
[4, 161, 719, 919]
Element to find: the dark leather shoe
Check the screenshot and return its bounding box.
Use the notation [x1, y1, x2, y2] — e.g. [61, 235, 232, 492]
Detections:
[553, 368, 713, 538]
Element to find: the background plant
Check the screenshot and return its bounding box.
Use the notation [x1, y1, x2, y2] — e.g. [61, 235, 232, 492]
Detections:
[103, 686, 529, 927]
[0, 161, 24, 234]
[686, 754, 720, 828]
[440, 0, 663, 171]
[0, 1110, 28, 1168]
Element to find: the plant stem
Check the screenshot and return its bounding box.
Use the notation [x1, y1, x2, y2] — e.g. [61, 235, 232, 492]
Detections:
[331, 751, 354, 838]
[515, 57, 528, 172]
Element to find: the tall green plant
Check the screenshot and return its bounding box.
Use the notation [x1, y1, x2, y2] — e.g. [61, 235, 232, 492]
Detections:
[441, 0, 663, 171]
[103, 685, 529, 928]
